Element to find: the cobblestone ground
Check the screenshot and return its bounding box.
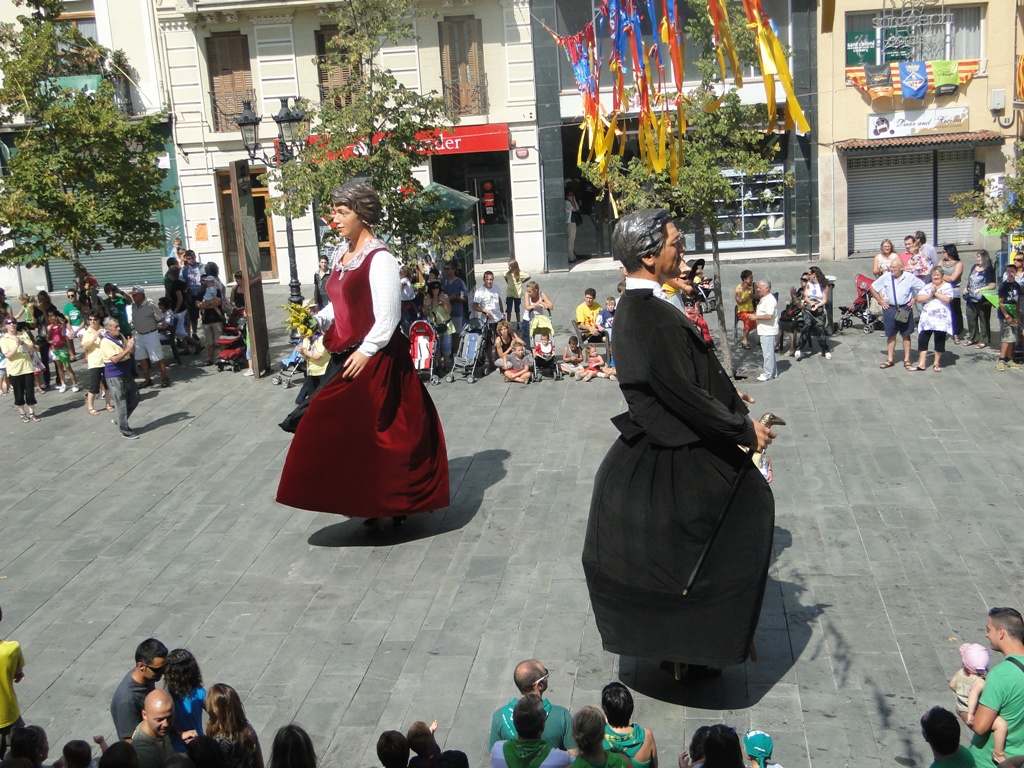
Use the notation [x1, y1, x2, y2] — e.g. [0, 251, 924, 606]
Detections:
[2, 256, 1022, 768]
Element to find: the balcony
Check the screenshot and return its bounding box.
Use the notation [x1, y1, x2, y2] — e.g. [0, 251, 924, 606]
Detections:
[209, 88, 256, 133]
[441, 74, 488, 117]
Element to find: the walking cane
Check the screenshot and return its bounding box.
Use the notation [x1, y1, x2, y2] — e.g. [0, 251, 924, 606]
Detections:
[681, 412, 785, 598]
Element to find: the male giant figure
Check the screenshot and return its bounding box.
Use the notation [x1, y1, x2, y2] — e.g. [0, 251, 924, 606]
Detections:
[583, 208, 776, 677]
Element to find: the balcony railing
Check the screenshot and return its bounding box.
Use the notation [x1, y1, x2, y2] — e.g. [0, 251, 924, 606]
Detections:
[209, 88, 256, 133]
[441, 74, 488, 117]
[110, 73, 135, 117]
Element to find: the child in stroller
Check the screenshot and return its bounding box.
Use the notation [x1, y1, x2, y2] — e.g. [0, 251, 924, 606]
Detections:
[529, 315, 562, 381]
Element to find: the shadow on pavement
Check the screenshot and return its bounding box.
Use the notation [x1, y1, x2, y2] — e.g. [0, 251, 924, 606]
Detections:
[306, 448, 512, 548]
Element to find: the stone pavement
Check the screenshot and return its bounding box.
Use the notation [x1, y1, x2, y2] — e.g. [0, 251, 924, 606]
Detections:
[2, 255, 1023, 768]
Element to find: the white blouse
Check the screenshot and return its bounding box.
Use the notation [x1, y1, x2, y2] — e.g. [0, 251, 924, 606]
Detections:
[314, 239, 401, 357]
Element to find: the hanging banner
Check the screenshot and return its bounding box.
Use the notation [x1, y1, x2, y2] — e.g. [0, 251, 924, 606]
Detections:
[864, 63, 894, 100]
[899, 61, 928, 100]
[931, 60, 960, 96]
[867, 107, 969, 139]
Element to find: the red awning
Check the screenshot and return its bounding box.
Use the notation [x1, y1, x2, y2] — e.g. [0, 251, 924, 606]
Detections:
[835, 130, 1005, 153]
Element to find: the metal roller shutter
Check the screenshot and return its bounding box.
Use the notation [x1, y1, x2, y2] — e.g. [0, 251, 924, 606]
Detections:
[47, 241, 164, 293]
[848, 153, 932, 252]
[937, 149, 974, 245]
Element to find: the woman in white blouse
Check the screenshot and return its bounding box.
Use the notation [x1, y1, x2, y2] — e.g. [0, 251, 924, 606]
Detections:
[914, 267, 954, 372]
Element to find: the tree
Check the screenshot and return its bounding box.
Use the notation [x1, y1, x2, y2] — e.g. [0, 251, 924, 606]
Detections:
[952, 142, 1024, 240]
[580, 0, 791, 378]
[0, 0, 174, 273]
[270, 0, 455, 263]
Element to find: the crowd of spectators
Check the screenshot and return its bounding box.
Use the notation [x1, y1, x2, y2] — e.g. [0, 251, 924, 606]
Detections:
[11, 606, 1024, 768]
[0, 248, 249, 434]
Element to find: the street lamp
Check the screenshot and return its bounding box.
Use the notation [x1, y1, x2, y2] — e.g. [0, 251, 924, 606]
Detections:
[236, 97, 308, 307]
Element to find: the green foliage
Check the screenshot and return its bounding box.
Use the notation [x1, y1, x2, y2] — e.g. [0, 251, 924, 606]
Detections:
[952, 142, 1024, 237]
[0, 0, 174, 268]
[269, 0, 455, 262]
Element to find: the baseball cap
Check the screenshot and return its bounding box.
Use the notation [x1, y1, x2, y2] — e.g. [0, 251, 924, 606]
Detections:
[960, 643, 989, 674]
[743, 730, 774, 768]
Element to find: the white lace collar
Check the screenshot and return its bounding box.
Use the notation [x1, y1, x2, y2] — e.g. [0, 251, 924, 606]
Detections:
[331, 238, 386, 273]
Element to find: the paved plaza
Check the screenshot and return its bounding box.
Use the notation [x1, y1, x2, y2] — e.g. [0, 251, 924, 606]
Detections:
[3, 255, 1023, 768]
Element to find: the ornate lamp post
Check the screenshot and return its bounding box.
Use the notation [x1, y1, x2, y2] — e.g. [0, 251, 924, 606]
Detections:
[236, 97, 308, 306]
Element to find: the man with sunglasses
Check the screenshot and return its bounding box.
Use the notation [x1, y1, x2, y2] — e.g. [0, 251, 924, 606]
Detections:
[968, 607, 1024, 765]
[489, 660, 575, 753]
[584, 208, 775, 680]
[109, 637, 168, 742]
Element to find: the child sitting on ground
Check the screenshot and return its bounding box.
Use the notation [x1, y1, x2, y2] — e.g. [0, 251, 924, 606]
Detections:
[503, 341, 533, 385]
[576, 344, 606, 381]
[743, 730, 784, 768]
[534, 333, 555, 358]
[950, 642, 1008, 762]
[59, 736, 108, 768]
[560, 335, 583, 375]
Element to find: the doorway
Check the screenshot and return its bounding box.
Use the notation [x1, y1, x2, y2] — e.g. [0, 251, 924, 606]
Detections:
[430, 150, 513, 263]
[217, 169, 278, 279]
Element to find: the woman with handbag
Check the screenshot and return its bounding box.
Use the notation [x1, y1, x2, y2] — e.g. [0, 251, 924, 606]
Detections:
[795, 267, 831, 360]
[964, 249, 996, 348]
[276, 181, 449, 531]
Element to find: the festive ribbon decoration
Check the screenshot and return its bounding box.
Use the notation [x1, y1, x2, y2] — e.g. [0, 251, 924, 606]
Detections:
[1017, 55, 1024, 102]
[548, 0, 810, 185]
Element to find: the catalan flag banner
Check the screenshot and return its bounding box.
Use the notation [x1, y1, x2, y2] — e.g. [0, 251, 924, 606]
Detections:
[1018, 55, 1024, 102]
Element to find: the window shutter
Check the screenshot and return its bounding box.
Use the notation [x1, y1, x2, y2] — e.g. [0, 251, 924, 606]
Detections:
[317, 26, 356, 106]
[207, 33, 253, 131]
[438, 16, 485, 115]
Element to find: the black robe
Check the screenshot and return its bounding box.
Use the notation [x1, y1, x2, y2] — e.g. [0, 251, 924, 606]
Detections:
[583, 287, 775, 666]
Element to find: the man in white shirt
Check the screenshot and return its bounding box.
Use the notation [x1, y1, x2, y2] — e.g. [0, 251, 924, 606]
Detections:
[472, 270, 503, 368]
[754, 280, 779, 381]
[870, 258, 925, 369]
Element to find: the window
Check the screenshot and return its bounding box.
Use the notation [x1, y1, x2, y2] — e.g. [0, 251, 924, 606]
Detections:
[207, 33, 254, 132]
[845, 6, 983, 66]
[315, 26, 359, 107]
[438, 16, 487, 116]
[62, 14, 97, 41]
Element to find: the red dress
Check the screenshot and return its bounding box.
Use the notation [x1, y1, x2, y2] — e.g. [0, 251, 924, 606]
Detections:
[276, 246, 449, 518]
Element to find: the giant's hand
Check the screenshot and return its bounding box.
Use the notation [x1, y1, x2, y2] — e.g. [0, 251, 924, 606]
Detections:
[751, 419, 776, 453]
[341, 350, 369, 380]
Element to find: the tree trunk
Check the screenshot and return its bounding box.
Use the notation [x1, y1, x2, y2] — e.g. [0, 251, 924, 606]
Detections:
[708, 227, 737, 379]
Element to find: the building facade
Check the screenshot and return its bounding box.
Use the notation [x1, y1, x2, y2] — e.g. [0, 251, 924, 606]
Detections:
[152, 0, 547, 281]
[817, 0, 1022, 260]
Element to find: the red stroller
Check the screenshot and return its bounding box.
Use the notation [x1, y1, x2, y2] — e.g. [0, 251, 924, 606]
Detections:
[409, 319, 441, 385]
[838, 273, 877, 333]
[216, 308, 247, 372]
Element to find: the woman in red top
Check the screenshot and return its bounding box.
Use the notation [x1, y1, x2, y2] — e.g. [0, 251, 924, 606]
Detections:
[276, 182, 449, 529]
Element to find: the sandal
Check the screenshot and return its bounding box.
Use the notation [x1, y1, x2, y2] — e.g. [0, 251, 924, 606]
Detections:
[105, 404, 115, 412]
[88, 408, 99, 415]
[29, 414, 40, 422]
[20, 414, 29, 423]
[975, 343, 987, 349]
[904, 362, 915, 371]
[912, 365, 926, 371]
[879, 361, 895, 369]
[934, 365, 942, 372]
[740, 342, 750, 350]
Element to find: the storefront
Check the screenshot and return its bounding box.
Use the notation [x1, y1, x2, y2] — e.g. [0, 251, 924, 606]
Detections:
[427, 123, 512, 263]
[838, 125, 1004, 254]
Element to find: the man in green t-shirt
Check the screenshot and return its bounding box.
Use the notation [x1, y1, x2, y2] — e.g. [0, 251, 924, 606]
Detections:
[489, 660, 576, 752]
[922, 706, 975, 768]
[969, 607, 1024, 764]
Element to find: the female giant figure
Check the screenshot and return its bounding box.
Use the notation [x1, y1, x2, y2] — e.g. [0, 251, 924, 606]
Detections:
[277, 182, 449, 525]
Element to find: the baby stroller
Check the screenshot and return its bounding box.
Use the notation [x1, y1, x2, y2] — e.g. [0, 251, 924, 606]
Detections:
[216, 308, 247, 372]
[409, 319, 441, 386]
[528, 314, 562, 381]
[837, 273, 877, 333]
[446, 318, 485, 384]
[272, 346, 306, 388]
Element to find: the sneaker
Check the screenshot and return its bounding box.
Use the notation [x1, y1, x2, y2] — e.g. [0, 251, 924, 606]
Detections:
[70, 385, 80, 392]
[824, 352, 832, 360]
[794, 350, 802, 360]
[56, 384, 66, 392]
[243, 370, 254, 377]
[756, 373, 772, 382]
[121, 431, 140, 440]
[997, 360, 1007, 371]
[1010, 361, 1022, 370]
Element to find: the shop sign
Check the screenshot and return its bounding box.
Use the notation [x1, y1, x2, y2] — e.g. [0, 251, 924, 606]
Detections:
[308, 124, 510, 161]
[867, 107, 968, 138]
[846, 31, 875, 66]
